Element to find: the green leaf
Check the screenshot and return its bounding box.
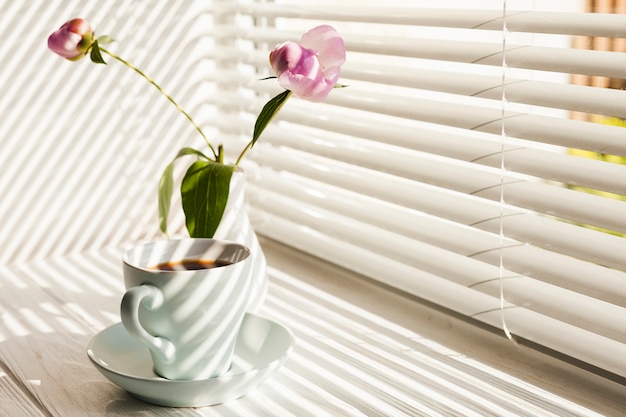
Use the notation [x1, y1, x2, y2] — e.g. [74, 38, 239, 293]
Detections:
[158, 147, 213, 235]
[97, 35, 114, 45]
[251, 90, 291, 148]
[333, 83, 349, 88]
[89, 40, 107, 64]
[181, 161, 235, 238]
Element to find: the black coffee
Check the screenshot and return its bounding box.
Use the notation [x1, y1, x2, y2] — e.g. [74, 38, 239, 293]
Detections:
[150, 259, 232, 271]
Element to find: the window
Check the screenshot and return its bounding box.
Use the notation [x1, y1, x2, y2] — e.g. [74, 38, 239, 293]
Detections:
[213, 0, 626, 380]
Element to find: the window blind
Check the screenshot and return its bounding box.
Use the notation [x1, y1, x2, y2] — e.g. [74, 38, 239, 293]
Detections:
[213, 1, 626, 379]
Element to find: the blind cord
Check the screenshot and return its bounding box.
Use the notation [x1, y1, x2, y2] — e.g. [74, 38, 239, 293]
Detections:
[499, 0, 519, 347]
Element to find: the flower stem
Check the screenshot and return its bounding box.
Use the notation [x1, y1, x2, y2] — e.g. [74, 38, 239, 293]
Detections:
[99, 47, 218, 160]
[234, 139, 254, 166]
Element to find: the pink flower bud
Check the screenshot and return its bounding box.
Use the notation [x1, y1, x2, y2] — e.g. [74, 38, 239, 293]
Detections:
[48, 18, 94, 61]
[269, 25, 346, 102]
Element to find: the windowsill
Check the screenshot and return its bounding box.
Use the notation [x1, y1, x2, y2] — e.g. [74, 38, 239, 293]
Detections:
[258, 236, 626, 415]
[1, 236, 623, 415]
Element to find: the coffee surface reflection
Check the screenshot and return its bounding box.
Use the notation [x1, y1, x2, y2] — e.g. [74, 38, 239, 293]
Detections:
[150, 259, 233, 271]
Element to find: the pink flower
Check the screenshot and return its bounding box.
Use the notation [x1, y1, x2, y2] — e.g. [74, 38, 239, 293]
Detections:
[269, 25, 346, 102]
[48, 18, 94, 61]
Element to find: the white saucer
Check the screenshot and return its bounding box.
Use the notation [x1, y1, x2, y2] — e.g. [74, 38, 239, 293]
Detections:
[87, 312, 294, 407]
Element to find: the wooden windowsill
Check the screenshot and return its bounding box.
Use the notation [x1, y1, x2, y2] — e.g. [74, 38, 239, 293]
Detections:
[258, 236, 626, 416]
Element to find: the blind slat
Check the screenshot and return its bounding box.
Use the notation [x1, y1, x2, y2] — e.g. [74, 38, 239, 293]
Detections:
[257, 206, 626, 378]
[248, 168, 506, 256]
[475, 308, 626, 378]
[253, 211, 504, 316]
[477, 181, 626, 235]
[480, 214, 626, 272]
[242, 27, 626, 78]
[254, 113, 626, 195]
[259, 126, 626, 234]
[239, 49, 626, 118]
[474, 245, 626, 307]
[301, 87, 626, 156]
[251, 144, 626, 235]
[248, 170, 626, 291]
[339, 65, 626, 119]
[229, 5, 626, 37]
[250, 189, 626, 352]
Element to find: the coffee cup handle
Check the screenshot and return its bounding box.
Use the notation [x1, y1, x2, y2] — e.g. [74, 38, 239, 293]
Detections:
[120, 285, 176, 364]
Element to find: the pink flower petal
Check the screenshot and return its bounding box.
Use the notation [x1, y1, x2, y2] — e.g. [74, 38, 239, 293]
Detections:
[278, 71, 334, 102]
[48, 32, 81, 57]
[300, 25, 346, 71]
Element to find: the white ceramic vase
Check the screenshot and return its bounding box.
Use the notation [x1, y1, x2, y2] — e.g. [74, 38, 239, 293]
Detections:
[212, 169, 267, 312]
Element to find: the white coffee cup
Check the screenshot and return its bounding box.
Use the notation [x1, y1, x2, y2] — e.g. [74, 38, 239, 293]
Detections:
[120, 238, 253, 380]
